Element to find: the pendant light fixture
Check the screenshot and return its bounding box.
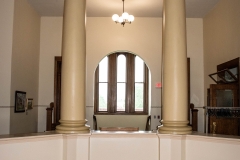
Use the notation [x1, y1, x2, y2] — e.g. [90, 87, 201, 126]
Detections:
[112, 0, 134, 27]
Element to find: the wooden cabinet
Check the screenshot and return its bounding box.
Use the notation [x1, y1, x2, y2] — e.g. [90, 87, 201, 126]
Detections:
[208, 84, 239, 135]
[207, 58, 240, 135]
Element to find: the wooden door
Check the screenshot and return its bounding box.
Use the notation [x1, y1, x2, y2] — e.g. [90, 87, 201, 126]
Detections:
[209, 84, 239, 135]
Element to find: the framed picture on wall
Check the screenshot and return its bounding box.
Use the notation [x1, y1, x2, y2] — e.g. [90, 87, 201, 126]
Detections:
[15, 91, 26, 113]
[27, 98, 33, 109]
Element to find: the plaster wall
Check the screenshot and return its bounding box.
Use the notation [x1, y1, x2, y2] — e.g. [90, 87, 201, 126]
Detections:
[0, 134, 63, 160]
[38, 17, 204, 131]
[203, 0, 240, 104]
[0, 0, 14, 135]
[185, 135, 240, 160]
[38, 17, 63, 105]
[37, 17, 63, 132]
[10, 0, 40, 134]
[186, 19, 204, 132]
[1, 133, 240, 160]
[0, 0, 14, 106]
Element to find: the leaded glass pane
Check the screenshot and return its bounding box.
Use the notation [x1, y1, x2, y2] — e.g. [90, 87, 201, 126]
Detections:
[117, 83, 125, 111]
[99, 57, 108, 82]
[99, 83, 108, 111]
[117, 55, 126, 82]
[135, 56, 144, 82]
[135, 83, 143, 111]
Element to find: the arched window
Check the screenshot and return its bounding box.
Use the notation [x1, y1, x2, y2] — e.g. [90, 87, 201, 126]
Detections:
[94, 52, 149, 114]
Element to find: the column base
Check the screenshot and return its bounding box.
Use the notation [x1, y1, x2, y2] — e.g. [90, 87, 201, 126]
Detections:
[56, 119, 90, 134]
[158, 120, 192, 134]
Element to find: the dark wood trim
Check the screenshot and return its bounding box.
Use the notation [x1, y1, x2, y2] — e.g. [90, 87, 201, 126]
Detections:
[108, 53, 117, 113]
[46, 102, 54, 131]
[190, 103, 198, 131]
[94, 66, 99, 114]
[126, 53, 135, 113]
[54, 56, 62, 127]
[217, 57, 240, 71]
[93, 115, 97, 130]
[145, 115, 151, 131]
[187, 58, 190, 124]
[144, 64, 149, 114]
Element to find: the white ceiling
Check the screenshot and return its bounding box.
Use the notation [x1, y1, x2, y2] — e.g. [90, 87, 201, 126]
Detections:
[27, 0, 220, 18]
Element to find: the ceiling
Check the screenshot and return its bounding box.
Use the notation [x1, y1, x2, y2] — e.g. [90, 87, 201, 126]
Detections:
[27, 0, 220, 18]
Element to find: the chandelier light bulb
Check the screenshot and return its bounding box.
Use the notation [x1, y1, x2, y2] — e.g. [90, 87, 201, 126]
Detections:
[128, 15, 134, 22]
[122, 12, 129, 20]
[112, 14, 119, 22]
[112, 0, 134, 26]
[118, 16, 123, 23]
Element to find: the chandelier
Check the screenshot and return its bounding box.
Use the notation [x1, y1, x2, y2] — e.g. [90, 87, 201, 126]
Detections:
[112, 0, 134, 26]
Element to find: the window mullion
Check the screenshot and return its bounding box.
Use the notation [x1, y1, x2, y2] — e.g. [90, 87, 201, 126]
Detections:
[126, 54, 135, 113]
[144, 64, 149, 114]
[108, 54, 117, 113]
[94, 66, 99, 113]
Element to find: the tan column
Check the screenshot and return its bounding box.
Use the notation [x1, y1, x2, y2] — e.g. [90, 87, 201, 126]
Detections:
[158, 0, 192, 134]
[56, 0, 90, 133]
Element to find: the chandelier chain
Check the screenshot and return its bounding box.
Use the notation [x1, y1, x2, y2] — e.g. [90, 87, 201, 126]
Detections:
[123, 0, 124, 13]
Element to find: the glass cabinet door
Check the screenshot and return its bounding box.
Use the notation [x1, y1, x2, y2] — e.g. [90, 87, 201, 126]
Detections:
[208, 84, 238, 135]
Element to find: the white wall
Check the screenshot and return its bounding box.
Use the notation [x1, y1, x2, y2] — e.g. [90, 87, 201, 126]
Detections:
[11, 0, 40, 106]
[90, 132, 159, 160]
[0, 12, 205, 134]
[86, 17, 162, 108]
[203, 0, 240, 104]
[185, 134, 240, 160]
[0, 0, 14, 135]
[0, 0, 14, 106]
[9, 0, 40, 134]
[86, 17, 162, 130]
[0, 0, 41, 135]
[186, 19, 204, 132]
[1, 132, 240, 160]
[38, 17, 63, 105]
[0, 134, 63, 160]
[202, 0, 240, 134]
[159, 133, 240, 160]
[38, 17, 204, 131]
[37, 17, 63, 132]
[37, 106, 48, 132]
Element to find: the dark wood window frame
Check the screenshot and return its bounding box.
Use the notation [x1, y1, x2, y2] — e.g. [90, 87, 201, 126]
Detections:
[94, 52, 149, 115]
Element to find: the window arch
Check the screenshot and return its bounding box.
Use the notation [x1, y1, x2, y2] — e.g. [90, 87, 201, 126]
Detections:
[94, 52, 149, 115]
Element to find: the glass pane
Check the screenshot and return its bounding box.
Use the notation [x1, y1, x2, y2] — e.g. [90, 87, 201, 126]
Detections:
[216, 89, 233, 107]
[135, 83, 143, 111]
[117, 83, 125, 111]
[135, 56, 144, 82]
[225, 67, 238, 82]
[99, 57, 108, 82]
[99, 83, 108, 111]
[117, 55, 126, 82]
